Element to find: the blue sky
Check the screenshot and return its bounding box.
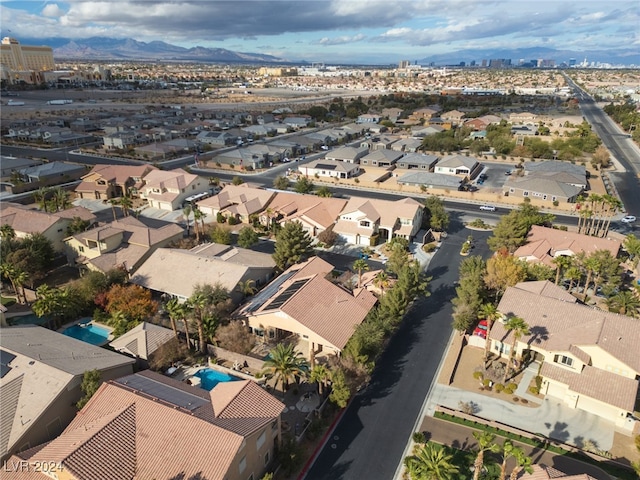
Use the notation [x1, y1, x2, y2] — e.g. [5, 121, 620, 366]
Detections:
[1, 1, 638, 63]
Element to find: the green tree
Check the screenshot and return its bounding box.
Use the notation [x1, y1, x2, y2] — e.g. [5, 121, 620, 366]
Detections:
[373, 270, 391, 295]
[606, 291, 640, 317]
[452, 256, 487, 333]
[404, 444, 459, 480]
[473, 431, 500, 480]
[552, 255, 573, 285]
[76, 369, 102, 410]
[386, 242, 410, 276]
[294, 176, 314, 194]
[272, 221, 313, 270]
[509, 446, 534, 480]
[236, 279, 257, 298]
[623, 234, 640, 268]
[165, 297, 184, 344]
[498, 440, 517, 480]
[503, 316, 529, 382]
[188, 283, 230, 354]
[261, 343, 309, 393]
[231, 176, 244, 185]
[210, 225, 232, 245]
[273, 175, 290, 190]
[0, 224, 16, 241]
[424, 197, 450, 232]
[488, 203, 553, 252]
[352, 258, 370, 288]
[65, 216, 90, 236]
[328, 367, 351, 408]
[316, 185, 333, 197]
[309, 364, 332, 396]
[237, 226, 259, 248]
[182, 204, 193, 237]
[484, 250, 527, 300]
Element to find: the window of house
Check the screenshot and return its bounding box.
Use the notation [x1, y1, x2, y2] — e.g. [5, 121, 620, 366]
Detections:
[360, 220, 370, 227]
[552, 196, 557, 201]
[87, 240, 98, 249]
[257, 430, 266, 450]
[264, 451, 270, 466]
[543, 195, 547, 200]
[239, 456, 246, 473]
[78, 246, 85, 253]
[192, 185, 196, 190]
[493, 342, 510, 354]
[554, 355, 573, 367]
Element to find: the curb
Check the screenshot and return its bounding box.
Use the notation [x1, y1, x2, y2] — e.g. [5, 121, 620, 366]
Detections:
[296, 397, 354, 480]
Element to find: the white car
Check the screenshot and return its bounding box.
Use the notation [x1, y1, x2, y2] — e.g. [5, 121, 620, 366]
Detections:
[621, 215, 636, 223]
[479, 205, 496, 212]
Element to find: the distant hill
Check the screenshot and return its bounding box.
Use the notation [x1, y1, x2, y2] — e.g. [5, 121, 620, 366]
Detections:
[21, 36, 288, 64]
[419, 46, 640, 66]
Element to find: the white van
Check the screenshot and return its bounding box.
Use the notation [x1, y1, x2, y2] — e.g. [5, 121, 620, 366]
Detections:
[479, 205, 496, 212]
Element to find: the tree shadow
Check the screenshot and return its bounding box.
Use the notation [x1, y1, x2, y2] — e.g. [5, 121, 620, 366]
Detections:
[548, 421, 570, 443]
[527, 325, 549, 347]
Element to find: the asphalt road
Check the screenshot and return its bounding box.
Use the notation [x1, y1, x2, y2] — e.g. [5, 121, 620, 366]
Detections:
[304, 222, 492, 480]
[563, 74, 640, 217]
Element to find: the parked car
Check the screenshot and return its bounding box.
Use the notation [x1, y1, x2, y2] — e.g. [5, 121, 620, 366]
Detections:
[621, 215, 636, 223]
[504, 170, 512, 175]
[479, 205, 496, 212]
[473, 320, 488, 338]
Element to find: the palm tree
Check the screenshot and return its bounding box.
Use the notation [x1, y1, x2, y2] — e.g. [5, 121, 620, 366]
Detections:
[33, 187, 51, 212]
[0, 224, 16, 241]
[373, 270, 391, 295]
[583, 252, 601, 296]
[264, 207, 275, 232]
[188, 291, 211, 354]
[509, 447, 534, 480]
[13, 269, 29, 305]
[405, 444, 459, 480]
[119, 195, 133, 217]
[623, 234, 640, 268]
[600, 195, 622, 237]
[0, 263, 19, 302]
[498, 440, 517, 480]
[182, 205, 192, 236]
[109, 199, 119, 221]
[236, 279, 257, 298]
[503, 316, 529, 383]
[552, 255, 573, 285]
[606, 291, 640, 317]
[52, 187, 70, 212]
[473, 431, 500, 480]
[309, 364, 332, 396]
[352, 259, 370, 288]
[479, 303, 499, 363]
[165, 298, 184, 344]
[585, 194, 602, 236]
[192, 207, 203, 242]
[261, 343, 309, 394]
[564, 265, 582, 292]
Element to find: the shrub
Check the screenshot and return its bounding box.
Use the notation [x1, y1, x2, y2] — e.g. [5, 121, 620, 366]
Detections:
[228, 216, 238, 225]
[412, 432, 426, 444]
[317, 227, 338, 247]
[513, 396, 520, 402]
[423, 242, 437, 253]
[553, 200, 559, 207]
[504, 383, 517, 394]
[473, 371, 484, 380]
[529, 386, 540, 395]
[482, 379, 492, 389]
[494, 383, 505, 393]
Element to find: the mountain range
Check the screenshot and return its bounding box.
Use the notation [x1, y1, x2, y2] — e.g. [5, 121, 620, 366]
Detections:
[20, 36, 639, 66]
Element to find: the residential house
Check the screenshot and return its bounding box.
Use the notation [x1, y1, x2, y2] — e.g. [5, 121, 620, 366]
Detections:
[390, 137, 422, 153]
[300, 159, 360, 179]
[0, 325, 134, 461]
[75, 164, 156, 200]
[356, 113, 381, 124]
[410, 125, 444, 137]
[265, 191, 347, 237]
[0, 156, 41, 179]
[408, 107, 439, 123]
[397, 172, 463, 191]
[333, 197, 424, 245]
[503, 174, 583, 203]
[513, 225, 621, 267]
[242, 124, 277, 138]
[3, 370, 284, 480]
[509, 111, 538, 124]
[440, 110, 466, 126]
[511, 125, 537, 136]
[16, 161, 85, 185]
[0, 203, 96, 252]
[241, 257, 377, 361]
[325, 146, 369, 164]
[396, 153, 440, 170]
[426, 117, 453, 130]
[283, 116, 311, 129]
[492, 281, 640, 431]
[130, 244, 276, 303]
[364, 134, 400, 151]
[140, 168, 210, 211]
[524, 160, 588, 190]
[197, 184, 275, 223]
[434, 155, 482, 179]
[381, 107, 403, 123]
[108, 322, 175, 369]
[359, 149, 404, 167]
[214, 148, 268, 170]
[64, 216, 184, 274]
[196, 130, 235, 146]
[102, 131, 140, 150]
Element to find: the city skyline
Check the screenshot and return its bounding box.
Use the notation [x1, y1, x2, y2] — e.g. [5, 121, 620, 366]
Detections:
[1, 0, 638, 64]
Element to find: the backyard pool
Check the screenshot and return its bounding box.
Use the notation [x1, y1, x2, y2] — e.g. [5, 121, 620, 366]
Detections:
[63, 320, 110, 346]
[193, 368, 241, 391]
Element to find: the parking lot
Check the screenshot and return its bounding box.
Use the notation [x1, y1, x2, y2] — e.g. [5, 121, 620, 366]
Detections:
[475, 161, 517, 189]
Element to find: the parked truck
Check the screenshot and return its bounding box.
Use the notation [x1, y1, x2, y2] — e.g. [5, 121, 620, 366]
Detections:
[47, 99, 73, 105]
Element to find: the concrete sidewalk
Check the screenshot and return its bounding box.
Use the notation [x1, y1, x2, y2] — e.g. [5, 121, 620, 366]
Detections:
[419, 416, 613, 480]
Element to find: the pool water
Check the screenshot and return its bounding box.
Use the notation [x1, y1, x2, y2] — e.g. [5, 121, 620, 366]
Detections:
[193, 368, 241, 391]
[63, 322, 110, 345]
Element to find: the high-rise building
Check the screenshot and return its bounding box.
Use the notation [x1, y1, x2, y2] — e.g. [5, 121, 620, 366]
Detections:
[398, 60, 410, 69]
[0, 37, 55, 84]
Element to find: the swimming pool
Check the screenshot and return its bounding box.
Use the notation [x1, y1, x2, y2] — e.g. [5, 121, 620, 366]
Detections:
[193, 368, 241, 391]
[63, 321, 110, 345]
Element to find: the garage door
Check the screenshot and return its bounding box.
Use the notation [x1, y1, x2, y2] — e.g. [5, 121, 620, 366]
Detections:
[576, 395, 619, 422]
[545, 381, 567, 400]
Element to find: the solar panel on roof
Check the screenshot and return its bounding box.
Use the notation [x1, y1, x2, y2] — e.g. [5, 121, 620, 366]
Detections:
[315, 163, 337, 170]
[266, 278, 309, 310]
[116, 374, 207, 411]
[243, 271, 296, 314]
[0, 349, 16, 378]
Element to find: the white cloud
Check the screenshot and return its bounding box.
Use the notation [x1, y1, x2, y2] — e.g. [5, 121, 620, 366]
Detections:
[41, 3, 65, 18]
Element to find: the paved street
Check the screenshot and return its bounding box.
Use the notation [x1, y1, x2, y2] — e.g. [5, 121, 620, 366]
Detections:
[303, 224, 492, 480]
